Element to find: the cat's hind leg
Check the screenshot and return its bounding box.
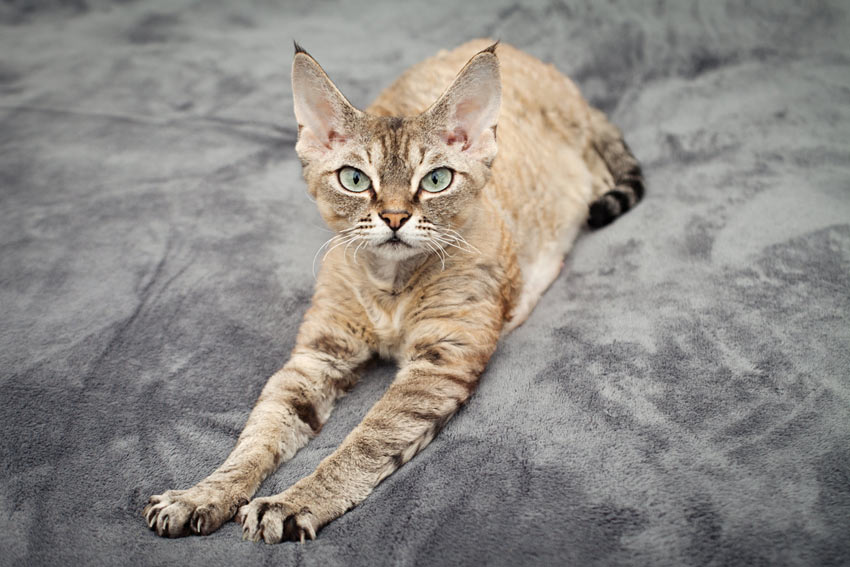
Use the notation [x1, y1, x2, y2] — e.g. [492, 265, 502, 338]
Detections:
[502, 241, 565, 334]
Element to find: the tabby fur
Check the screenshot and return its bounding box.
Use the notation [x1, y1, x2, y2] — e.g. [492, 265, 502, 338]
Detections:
[144, 38, 643, 543]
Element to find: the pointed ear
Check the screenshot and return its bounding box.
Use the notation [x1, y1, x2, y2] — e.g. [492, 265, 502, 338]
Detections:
[426, 45, 501, 162]
[291, 47, 361, 159]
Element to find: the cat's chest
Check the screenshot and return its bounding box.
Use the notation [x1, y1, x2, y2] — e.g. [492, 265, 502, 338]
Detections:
[348, 260, 425, 358]
[358, 291, 413, 359]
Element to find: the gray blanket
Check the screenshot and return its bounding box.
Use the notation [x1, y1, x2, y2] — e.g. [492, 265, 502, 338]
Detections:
[1, 1, 848, 565]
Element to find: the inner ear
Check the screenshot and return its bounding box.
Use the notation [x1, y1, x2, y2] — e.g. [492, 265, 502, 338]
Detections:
[291, 49, 362, 153]
[427, 47, 501, 158]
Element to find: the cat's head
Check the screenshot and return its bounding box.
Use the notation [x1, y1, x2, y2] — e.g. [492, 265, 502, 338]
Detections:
[291, 43, 500, 261]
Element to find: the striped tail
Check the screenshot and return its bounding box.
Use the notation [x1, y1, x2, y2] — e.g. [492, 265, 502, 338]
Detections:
[587, 110, 645, 229]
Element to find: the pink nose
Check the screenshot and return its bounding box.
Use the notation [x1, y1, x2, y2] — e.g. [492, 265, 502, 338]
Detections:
[380, 211, 410, 230]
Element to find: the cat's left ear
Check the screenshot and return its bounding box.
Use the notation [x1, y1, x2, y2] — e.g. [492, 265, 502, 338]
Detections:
[291, 44, 362, 160]
[426, 44, 501, 163]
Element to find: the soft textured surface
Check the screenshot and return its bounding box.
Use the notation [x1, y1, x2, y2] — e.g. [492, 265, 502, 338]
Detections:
[1, 1, 849, 565]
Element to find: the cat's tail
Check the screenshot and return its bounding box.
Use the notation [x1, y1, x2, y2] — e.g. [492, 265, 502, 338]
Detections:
[586, 108, 645, 229]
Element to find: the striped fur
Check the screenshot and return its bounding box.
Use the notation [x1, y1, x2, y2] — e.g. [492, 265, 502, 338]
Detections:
[587, 108, 645, 228]
[144, 39, 642, 543]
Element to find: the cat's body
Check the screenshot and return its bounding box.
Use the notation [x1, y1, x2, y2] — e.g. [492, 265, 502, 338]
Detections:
[144, 39, 643, 543]
[370, 40, 623, 330]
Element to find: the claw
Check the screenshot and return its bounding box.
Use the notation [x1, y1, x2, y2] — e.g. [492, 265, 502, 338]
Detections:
[145, 502, 166, 528]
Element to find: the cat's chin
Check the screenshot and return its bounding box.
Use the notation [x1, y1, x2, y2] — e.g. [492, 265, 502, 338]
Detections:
[371, 240, 426, 261]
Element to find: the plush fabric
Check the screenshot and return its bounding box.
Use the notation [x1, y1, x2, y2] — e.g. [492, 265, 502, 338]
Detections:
[1, 1, 848, 565]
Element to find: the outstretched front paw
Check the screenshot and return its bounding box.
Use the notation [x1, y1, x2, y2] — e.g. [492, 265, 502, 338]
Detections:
[236, 495, 322, 544]
[143, 488, 245, 538]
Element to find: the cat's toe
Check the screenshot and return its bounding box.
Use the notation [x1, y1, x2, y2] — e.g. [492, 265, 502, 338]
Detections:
[191, 504, 221, 536]
[283, 513, 317, 543]
[143, 500, 168, 528]
[239, 498, 319, 544]
[144, 488, 240, 538]
[155, 501, 193, 537]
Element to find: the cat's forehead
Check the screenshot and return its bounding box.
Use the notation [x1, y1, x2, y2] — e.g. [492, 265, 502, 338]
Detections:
[367, 116, 422, 161]
[360, 116, 430, 188]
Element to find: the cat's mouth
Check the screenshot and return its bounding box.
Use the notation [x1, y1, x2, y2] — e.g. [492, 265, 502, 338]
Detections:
[381, 235, 411, 248]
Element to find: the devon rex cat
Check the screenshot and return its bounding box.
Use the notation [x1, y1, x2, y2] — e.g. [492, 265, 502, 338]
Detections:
[144, 38, 644, 543]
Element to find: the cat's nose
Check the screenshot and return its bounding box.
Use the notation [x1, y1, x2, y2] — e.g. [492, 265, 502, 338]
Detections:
[379, 210, 410, 231]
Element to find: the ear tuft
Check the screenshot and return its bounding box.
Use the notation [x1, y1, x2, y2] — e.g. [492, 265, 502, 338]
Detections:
[481, 40, 499, 54]
[293, 40, 307, 55]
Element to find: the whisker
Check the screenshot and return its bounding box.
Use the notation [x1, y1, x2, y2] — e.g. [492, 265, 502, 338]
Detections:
[437, 230, 481, 255]
[440, 226, 473, 242]
[439, 227, 465, 239]
[434, 240, 449, 271]
[342, 235, 360, 262]
[423, 240, 445, 271]
[352, 239, 368, 263]
[429, 236, 450, 267]
[430, 234, 461, 250]
[433, 233, 479, 255]
[322, 234, 359, 264]
[312, 234, 344, 279]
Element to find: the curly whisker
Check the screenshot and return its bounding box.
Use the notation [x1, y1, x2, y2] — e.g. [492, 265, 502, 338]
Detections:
[321, 233, 360, 265]
[342, 235, 360, 259]
[423, 237, 448, 270]
[312, 233, 345, 279]
[352, 238, 369, 264]
[433, 232, 480, 255]
[423, 240, 446, 271]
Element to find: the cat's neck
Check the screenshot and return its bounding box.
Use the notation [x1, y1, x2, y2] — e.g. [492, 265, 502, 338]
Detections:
[359, 250, 434, 296]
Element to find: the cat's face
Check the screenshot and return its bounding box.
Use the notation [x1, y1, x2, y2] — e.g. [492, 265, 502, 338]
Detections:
[291, 46, 501, 261]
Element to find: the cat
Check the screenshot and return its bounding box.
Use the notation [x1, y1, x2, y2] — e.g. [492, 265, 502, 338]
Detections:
[144, 38, 644, 544]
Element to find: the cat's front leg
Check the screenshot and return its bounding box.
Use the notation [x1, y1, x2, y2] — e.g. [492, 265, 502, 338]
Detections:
[144, 311, 373, 538]
[237, 318, 501, 543]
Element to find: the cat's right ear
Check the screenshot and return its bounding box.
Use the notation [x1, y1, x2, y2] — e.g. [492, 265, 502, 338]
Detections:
[291, 46, 361, 160]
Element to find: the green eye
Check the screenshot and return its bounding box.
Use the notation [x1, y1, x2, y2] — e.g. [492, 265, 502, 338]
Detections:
[338, 167, 372, 193]
[419, 167, 453, 193]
